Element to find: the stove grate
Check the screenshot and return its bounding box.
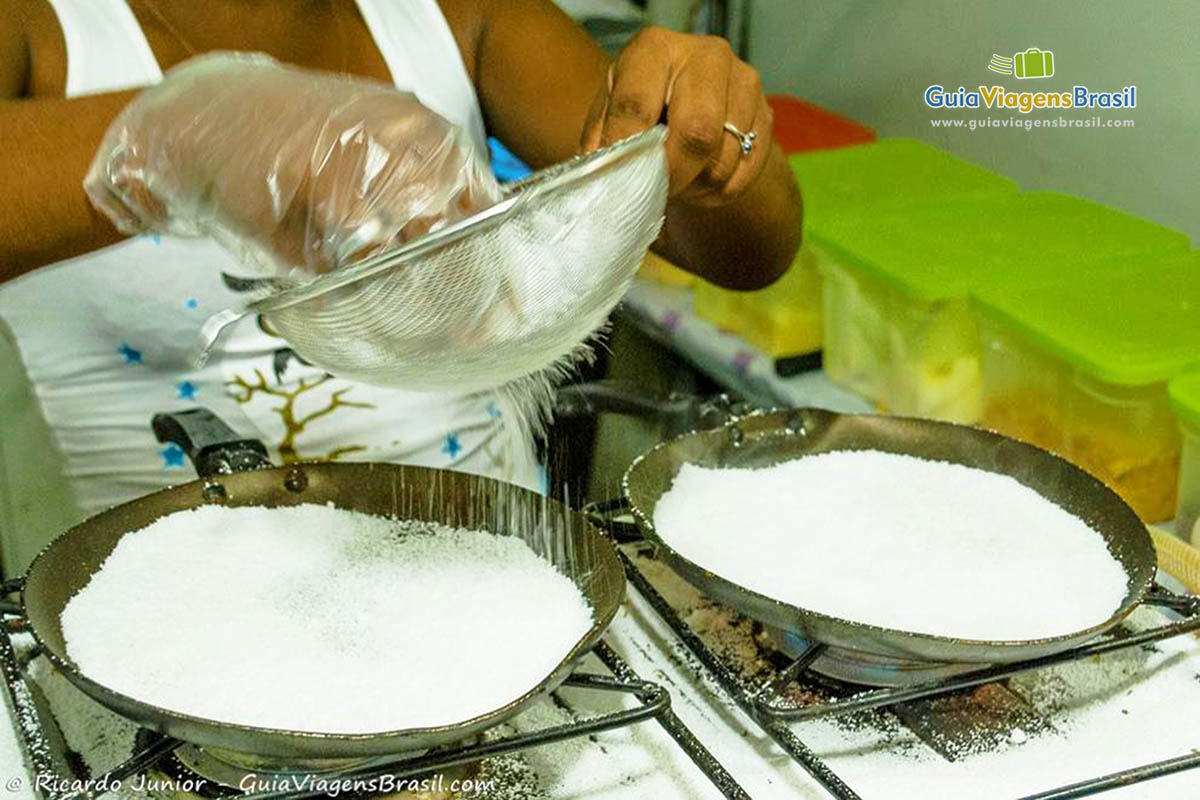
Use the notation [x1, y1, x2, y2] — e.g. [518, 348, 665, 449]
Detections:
[614, 534, 1200, 800]
[0, 600, 749, 800]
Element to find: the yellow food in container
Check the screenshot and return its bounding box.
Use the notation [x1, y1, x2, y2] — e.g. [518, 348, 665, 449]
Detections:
[693, 245, 825, 356]
[975, 253, 1200, 522]
[818, 193, 1190, 424]
[637, 251, 696, 288]
[697, 139, 1019, 360]
[1169, 372, 1200, 543]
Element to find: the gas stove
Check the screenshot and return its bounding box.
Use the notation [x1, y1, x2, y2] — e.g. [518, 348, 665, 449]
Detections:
[2, 542, 1200, 800]
[615, 542, 1200, 799]
[0, 622, 743, 800]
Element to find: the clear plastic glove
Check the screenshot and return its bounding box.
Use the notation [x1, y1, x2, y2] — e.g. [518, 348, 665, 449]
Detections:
[85, 53, 501, 279]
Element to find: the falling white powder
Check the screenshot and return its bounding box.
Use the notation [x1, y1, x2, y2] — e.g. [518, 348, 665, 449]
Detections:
[60, 505, 594, 733]
[652, 451, 1129, 640]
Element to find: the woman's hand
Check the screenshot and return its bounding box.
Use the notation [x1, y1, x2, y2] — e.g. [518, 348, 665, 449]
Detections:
[85, 53, 500, 278]
[580, 26, 773, 208]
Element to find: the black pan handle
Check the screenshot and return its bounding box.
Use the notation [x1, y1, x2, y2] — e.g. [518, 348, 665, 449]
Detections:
[152, 408, 273, 478]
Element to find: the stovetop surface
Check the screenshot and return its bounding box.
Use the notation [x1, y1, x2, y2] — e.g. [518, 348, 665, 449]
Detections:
[614, 557, 1200, 799]
[3, 560, 1200, 800]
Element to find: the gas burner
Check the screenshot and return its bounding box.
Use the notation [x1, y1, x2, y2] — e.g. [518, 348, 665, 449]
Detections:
[763, 624, 987, 688]
[0, 632, 751, 800]
[615, 536, 1200, 800]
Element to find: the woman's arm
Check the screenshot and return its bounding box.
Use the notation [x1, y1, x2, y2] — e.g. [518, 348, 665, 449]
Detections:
[0, 3, 132, 282]
[456, 0, 801, 290]
[2, 0, 800, 290]
[0, 8, 28, 98]
[0, 0, 400, 283]
[0, 92, 135, 281]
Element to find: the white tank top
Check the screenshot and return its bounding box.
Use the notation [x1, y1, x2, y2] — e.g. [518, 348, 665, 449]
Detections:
[0, 0, 539, 516]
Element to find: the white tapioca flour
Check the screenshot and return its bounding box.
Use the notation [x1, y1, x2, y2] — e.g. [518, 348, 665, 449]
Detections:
[60, 505, 594, 733]
[651, 451, 1129, 640]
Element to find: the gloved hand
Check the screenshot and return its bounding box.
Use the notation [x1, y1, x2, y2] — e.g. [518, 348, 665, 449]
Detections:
[85, 53, 501, 279]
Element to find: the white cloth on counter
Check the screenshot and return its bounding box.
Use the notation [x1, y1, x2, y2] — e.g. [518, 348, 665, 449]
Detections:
[0, 0, 539, 517]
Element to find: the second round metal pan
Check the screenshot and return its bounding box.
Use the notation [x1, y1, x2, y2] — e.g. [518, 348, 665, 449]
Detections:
[621, 407, 1156, 666]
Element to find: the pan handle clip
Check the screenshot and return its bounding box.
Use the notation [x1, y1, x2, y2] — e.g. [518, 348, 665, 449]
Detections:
[152, 408, 273, 478]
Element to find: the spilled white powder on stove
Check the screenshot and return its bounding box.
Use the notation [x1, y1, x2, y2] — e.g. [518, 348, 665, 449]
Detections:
[0, 692, 33, 800]
[652, 451, 1128, 640]
[59, 505, 594, 734]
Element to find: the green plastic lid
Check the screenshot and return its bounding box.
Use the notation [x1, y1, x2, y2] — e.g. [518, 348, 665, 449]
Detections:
[975, 252, 1200, 386]
[815, 193, 1190, 302]
[790, 138, 1017, 230]
[1170, 371, 1200, 430]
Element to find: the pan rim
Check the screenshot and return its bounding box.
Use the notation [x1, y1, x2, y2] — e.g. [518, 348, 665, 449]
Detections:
[621, 407, 1157, 658]
[22, 461, 623, 753]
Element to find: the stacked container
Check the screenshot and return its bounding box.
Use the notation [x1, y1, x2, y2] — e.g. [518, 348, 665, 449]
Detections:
[692, 244, 827, 357]
[817, 193, 1190, 423]
[694, 138, 1017, 360]
[1170, 372, 1200, 542]
[765, 95, 876, 155]
[974, 253, 1200, 522]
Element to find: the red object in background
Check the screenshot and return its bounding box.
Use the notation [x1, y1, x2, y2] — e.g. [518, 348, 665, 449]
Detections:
[767, 95, 876, 154]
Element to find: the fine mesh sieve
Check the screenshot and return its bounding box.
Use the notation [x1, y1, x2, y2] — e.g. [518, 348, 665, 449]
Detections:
[194, 126, 669, 393]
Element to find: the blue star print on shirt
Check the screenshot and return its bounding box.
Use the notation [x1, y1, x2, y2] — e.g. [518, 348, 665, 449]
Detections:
[441, 433, 463, 459]
[184, 298, 198, 310]
[176, 381, 198, 400]
[118, 343, 143, 364]
[160, 443, 186, 468]
[484, 401, 502, 419]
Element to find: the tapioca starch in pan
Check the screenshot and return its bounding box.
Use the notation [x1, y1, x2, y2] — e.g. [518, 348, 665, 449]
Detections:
[59, 505, 594, 733]
[651, 450, 1129, 641]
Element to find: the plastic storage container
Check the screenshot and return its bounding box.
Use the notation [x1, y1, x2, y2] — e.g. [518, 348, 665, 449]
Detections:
[692, 245, 825, 356]
[695, 138, 1018, 361]
[765, 95, 876, 155]
[975, 253, 1200, 522]
[1169, 372, 1200, 542]
[818, 193, 1190, 423]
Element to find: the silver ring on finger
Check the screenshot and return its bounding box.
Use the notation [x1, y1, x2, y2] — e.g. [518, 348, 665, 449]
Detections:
[723, 121, 756, 156]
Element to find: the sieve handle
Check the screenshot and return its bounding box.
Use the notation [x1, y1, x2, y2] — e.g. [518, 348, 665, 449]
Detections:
[152, 408, 273, 478]
[556, 381, 747, 437]
[189, 307, 247, 368]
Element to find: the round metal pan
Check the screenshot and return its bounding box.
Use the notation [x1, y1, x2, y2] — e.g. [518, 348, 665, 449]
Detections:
[22, 412, 625, 761]
[622, 407, 1156, 666]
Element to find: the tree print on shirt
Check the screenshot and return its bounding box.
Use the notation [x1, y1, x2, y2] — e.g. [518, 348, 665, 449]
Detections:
[226, 369, 375, 463]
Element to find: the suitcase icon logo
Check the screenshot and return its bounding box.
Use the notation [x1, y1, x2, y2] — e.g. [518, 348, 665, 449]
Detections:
[988, 48, 1055, 79]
